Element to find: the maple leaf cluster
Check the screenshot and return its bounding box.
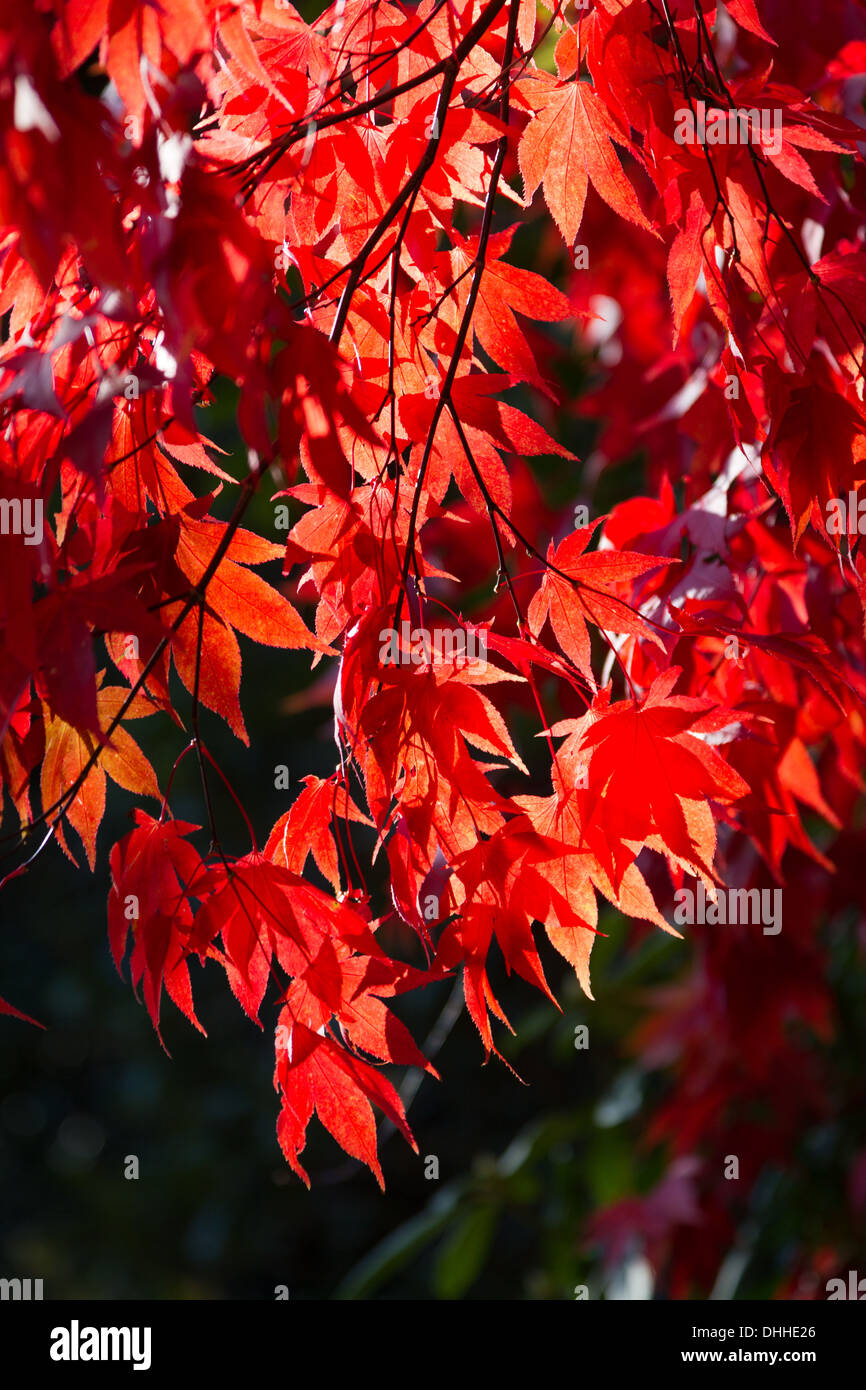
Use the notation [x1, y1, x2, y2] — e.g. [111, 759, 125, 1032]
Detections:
[1, 0, 865, 1291]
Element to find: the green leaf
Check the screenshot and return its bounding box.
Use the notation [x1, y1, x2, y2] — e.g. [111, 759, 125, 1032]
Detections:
[433, 1203, 498, 1299]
